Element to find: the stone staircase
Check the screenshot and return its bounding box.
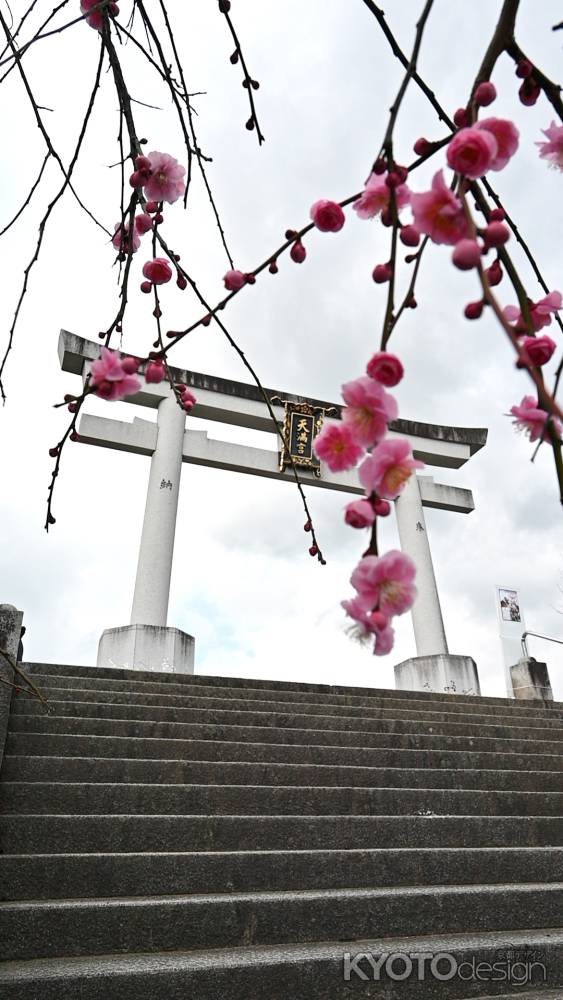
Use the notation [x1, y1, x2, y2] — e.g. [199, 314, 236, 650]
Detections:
[0, 661, 562, 998]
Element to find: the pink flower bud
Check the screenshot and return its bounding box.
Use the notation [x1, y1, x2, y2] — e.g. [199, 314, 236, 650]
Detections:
[486, 259, 503, 286]
[373, 158, 386, 175]
[308, 544, 319, 556]
[177, 275, 187, 290]
[303, 520, 312, 532]
[269, 260, 278, 274]
[464, 300, 484, 320]
[121, 357, 139, 374]
[516, 59, 533, 79]
[489, 207, 505, 221]
[142, 258, 173, 284]
[369, 610, 388, 630]
[366, 351, 404, 387]
[400, 224, 420, 247]
[372, 263, 392, 283]
[518, 335, 556, 367]
[474, 81, 497, 106]
[519, 77, 541, 106]
[374, 499, 391, 516]
[223, 269, 246, 291]
[453, 107, 469, 128]
[145, 360, 165, 383]
[145, 201, 159, 213]
[135, 213, 153, 235]
[344, 500, 376, 529]
[129, 170, 143, 188]
[413, 137, 432, 156]
[244, 273, 256, 285]
[310, 199, 345, 232]
[180, 388, 196, 412]
[135, 155, 152, 171]
[484, 221, 510, 246]
[290, 241, 307, 263]
[385, 170, 402, 189]
[49, 446, 59, 458]
[452, 238, 482, 270]
[140, 280, 152, 294]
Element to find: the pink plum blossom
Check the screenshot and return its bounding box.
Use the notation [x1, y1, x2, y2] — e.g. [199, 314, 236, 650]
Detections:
[446, 126, 498, 178]
[135, 213, 153, 235]
[341, 596, 395, 655]
[351, 550, 417, 618]
[373, 621, 395, 656]
[518, 335, 556, 367]
[313, 423, 364, 472]
[80, 0, 119, 30]
[476, 118, 519, 171]
[310, 200, 345, 232]
[509, 396, 561, 443]
[504, 291, 562, 332]
[341, 376, 398, 449]
[452, 239, 482, 270]
[223, 269, 246, 291]
[353, 172, 410, 220]
[344, 499, 376, 529]
[359, 438, 424, 500]
[410, 171, 469, 246]
[112, 222, 141, 254]
[145, 360, 165, 384]
[180, 388, 197, 412]
[536, 121, 563, 170]
[366, 352, 404, 387]
[143, 151, 186, 204]
[90, 348, 141, 401]
[142, 258, 173, 285]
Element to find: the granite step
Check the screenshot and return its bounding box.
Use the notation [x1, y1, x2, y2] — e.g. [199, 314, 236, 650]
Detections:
[4, 781, 563, 817]
[3, 814, 563, 853]
[9, 712, 563, 756]
[1, 847, 562, 901]
[0, 926, 560, 1000]
[20, 678, 563, 724]
[5, 754, 563, 792]
[8, 731, 563, 773]
[12, 698, 563, 742]
[2, 882, 563, 962]
[24, 661, 563, 711]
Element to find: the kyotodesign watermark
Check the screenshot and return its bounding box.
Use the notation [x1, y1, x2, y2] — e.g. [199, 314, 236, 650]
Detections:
[343, 951, 547, 986]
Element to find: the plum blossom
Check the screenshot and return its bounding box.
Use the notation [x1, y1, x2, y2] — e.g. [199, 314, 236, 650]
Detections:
[509, 396, 561, 442]
[446, 126, 498, 178]
[310, 200, 345, 232]
[135, 213, 153, 236]
[112, 222, 141, 254]
[90, 348, 141, 401]
[366, 352, 404, 387]
[341, 376, 398, 448]
[351, 550, 417, 618]
[359, 439, 424, 500]
[353, 172, 410, 220]
[142, 258, 173, 285]
[410, 171, 469, 246]
[476, 118, 519, 171]
[504, 291, 562, 332]
[518, 335, 556, 368]
[143, 152, 186, 204]
[341, 597, 394, 655]
[537, 121, 563, 170]
[344, 499, 376, 529]
[81, 0, 118, 30]
[313, 423, 364, 472]
[223, 269, 246, 291]
[373, 621, 395, 656]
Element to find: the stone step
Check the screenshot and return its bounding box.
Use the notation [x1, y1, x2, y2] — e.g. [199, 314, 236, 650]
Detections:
[3, 780, 563, 817]
[3, 814, 563, 853]
[22, 676, 562, 724]
[26, 661, 563, 711]
[8, 731, 563, 773]
[0, 926, 560, 999]
[13, 698, 563, 743]
[1, 847, 562, 901]
[2, 882, 563, 962]
[9, 712, 563, 756]
[6, 754, 563, 792]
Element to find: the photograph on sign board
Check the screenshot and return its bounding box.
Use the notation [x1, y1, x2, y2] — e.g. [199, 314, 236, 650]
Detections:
[498, 588, 521, 623]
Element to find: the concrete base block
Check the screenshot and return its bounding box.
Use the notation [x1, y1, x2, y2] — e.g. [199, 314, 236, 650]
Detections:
[394, 654, 481, 696]
[0, 604, 24, 769]
[511, 657, 553, 702]
[97, 625, 195, 675]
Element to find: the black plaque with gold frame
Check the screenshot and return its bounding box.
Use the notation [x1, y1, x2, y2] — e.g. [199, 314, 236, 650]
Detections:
[277, 401, 324, 477]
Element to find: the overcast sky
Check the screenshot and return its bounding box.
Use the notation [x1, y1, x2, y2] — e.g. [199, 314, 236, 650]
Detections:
[1, 0, 562, 697]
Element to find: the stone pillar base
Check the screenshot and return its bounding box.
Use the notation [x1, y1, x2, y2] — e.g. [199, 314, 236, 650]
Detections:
[510, 657, 553, 702]
[97, 625, 195, 674]
[394, 654, 481, 696]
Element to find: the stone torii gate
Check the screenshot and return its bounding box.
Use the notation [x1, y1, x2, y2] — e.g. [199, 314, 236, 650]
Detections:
[59, 331, 487, 692]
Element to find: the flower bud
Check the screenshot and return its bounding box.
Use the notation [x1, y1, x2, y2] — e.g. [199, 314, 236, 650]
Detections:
[474, 81, 497, 106]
